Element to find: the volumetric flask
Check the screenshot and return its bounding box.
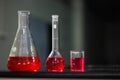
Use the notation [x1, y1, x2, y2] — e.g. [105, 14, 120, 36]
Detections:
[46, 15, 65, 72]
[70, 50, 84, 72]
[7, 11, 41, 72]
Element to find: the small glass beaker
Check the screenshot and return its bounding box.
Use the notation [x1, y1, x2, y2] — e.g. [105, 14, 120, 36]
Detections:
[70, 50, 84, 72]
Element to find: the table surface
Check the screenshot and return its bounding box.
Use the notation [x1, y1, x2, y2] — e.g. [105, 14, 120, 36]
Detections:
[1, 65, 120, 79]
[0, 69, 120, 79]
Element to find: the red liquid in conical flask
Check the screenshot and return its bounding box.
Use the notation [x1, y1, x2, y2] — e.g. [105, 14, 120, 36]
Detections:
[70, 57, 84, 72]
[7, 56, 41, 72]
[46, 57, 64, 72]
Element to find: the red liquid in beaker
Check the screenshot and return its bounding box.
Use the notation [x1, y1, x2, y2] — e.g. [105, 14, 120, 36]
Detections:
[70, 57, 84, 72]
[7, 56, 41, 72]
[46, 57, 64, 72]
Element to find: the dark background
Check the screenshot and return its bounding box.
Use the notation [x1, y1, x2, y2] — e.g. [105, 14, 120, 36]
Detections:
[0, 0, 120, 71]
[85, 0, 120, 66]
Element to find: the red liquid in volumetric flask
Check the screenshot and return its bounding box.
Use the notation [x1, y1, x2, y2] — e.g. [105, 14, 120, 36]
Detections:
[70, 57, 84, 72]
[46, 57, 64, 72]
[7, 56, 41, 72]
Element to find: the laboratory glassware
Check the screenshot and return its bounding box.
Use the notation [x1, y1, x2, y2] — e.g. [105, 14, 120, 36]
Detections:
[70, 50, 84, 72]
[7, 11, 41, 72]
[46, 15, 65, 72]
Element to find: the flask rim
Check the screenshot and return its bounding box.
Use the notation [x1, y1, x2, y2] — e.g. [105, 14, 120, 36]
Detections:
[18, 10, 30, 15]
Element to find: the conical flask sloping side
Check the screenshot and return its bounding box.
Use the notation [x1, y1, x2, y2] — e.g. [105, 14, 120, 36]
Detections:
[7, 11, 41, 72]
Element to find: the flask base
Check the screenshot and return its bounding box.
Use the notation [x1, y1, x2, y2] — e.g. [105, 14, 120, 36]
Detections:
[7, 56, 41, 72]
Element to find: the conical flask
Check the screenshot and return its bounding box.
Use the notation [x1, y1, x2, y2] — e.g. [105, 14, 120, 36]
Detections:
[46, 15, 65, 72]
[7, 11, 41, 72]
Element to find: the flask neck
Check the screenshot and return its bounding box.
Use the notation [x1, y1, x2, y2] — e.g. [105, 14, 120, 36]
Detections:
[18, 11, 30, 29]
[52, 15, 59, 50]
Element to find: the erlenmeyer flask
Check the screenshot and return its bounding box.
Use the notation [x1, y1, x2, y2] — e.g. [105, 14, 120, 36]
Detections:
[7, 11, 41, 72]
[46, 15, 65, 72]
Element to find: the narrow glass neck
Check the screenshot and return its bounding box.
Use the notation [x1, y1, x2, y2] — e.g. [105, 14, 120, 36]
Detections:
[52, 15, 59, 50]
[18, 11, 30, 29]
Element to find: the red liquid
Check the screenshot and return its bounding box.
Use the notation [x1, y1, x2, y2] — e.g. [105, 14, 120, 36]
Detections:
[46, 57, 64, 72]
[7, 56, 41, 72]
[70, 57, 84, 72]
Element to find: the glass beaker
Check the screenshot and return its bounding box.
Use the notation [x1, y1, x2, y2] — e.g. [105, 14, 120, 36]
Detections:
[70, 50, 84, 72]
[46, 15, 65, 72]
[7, 11, 41, 72]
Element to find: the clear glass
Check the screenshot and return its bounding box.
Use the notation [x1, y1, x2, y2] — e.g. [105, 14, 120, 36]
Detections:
[7, 11, 41, 72]
[70, 50, 84, 72]
[46, 15, 65, 72]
